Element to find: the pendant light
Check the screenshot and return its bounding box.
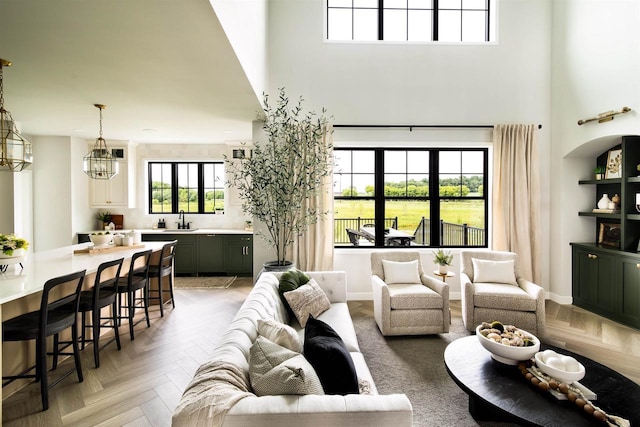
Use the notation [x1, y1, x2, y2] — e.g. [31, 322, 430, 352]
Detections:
[0, 59, 33, 172]
[83, 104, 118, 180]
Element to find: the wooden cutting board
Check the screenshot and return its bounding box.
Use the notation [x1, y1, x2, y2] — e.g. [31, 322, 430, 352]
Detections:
[73, 243, 145, 255]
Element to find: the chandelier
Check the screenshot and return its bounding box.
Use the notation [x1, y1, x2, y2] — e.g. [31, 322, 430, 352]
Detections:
[83, 104, 118, 180]
[0, 59, 33, 172]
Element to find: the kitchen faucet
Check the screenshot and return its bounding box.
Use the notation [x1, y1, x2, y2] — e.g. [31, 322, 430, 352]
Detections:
[177, 210, 190, 229]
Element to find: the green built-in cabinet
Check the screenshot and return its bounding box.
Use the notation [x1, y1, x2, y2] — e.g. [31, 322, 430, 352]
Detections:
[141, 232, 253, 276]
[572, 135, 640, 330]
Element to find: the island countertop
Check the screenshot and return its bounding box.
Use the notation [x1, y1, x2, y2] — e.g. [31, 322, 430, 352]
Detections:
[0, 241, 167, 305]
[78, 228, 253, 235]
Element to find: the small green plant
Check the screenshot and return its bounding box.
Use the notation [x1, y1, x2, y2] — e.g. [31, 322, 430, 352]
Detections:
[594, 166, 605, 174]
[97, 211, 112, 222]
[433, 249, 453, 266]
[0, 234, 29, 256]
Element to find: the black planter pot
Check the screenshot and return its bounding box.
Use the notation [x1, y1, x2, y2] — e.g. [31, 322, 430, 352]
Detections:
[262, 260, 295, 272]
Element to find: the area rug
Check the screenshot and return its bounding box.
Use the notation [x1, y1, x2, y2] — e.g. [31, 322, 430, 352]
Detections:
[353, 316, 517, 427]
[174, 275, 237, 289]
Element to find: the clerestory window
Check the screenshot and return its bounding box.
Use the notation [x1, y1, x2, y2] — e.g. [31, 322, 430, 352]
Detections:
[326, 0, 496, 42]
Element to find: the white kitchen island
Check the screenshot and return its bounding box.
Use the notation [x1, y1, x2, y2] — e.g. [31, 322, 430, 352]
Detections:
[0, 241, 167, 415]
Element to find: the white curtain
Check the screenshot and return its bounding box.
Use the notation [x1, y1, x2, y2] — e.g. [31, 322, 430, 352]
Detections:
[492, 124, 540, 283]
[292, 126, 334, 271]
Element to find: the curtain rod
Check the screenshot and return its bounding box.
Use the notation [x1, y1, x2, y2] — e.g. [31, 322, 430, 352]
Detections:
[333, 124, 543, 130]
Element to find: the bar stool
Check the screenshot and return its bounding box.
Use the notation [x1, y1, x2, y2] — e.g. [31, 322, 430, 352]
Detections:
[2, 269, 86, 411]
[78, 258, 124, 368]
[147, 240, 177, 317]
[114, 249, 152, 340]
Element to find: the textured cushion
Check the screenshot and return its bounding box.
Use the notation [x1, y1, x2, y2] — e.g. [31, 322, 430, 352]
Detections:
[284, 279, 331, 328]
[249, 336, 324, 396]
[473, 282, 538, 311]
[472, 258, 517, 285]
[257, 318, 303, 353]
[381, 259, 421, 284]
[304, 315, 359, 395]
[388, 284, 443, 310]
[278, 269, 311, 315]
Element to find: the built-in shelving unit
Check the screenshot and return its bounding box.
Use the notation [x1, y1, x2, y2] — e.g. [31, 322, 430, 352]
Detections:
[572, 135, 640, 330]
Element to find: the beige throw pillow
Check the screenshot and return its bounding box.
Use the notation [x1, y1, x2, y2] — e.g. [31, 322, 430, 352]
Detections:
[257, 318, 303, 353]
[249, 336, 324, 396]
[472, 258, 517, 285]
[283, 278, 331, 328]
[381, 259, 421, 284]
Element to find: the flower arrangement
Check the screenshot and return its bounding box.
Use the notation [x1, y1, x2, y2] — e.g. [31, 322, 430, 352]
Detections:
[432, 249, 453, 266]
[0, 234, 29, 257]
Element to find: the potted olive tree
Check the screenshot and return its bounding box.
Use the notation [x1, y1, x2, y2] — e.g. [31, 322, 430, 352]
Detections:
[225, 88, 333, 269]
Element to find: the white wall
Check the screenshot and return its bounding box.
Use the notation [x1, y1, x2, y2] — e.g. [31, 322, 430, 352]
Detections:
[209, 0, 268, 102]
[551, 1, 640, 301]
[268, 0, 553, 299]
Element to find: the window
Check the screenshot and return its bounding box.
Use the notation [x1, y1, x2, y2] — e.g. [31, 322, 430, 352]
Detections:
[326, 0, 496, 42]
[334, 147, 488, 247]
[148, 162, 225, 214]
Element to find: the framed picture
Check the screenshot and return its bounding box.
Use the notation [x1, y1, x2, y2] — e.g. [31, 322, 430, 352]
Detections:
[598, 222, 621, 248]
[605, 149, 622, 179]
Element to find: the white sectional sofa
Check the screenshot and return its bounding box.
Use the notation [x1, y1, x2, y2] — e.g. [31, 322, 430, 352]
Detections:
[172, 271, 413, 427]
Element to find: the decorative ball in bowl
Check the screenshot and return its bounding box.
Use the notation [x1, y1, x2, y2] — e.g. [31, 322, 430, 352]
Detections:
[89, 232, 113, 247]
[476, 322, 540, 365]
[534, 350, 585, 384]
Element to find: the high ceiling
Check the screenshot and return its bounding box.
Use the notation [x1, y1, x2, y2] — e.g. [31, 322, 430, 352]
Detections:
[0, 0, 262, 144]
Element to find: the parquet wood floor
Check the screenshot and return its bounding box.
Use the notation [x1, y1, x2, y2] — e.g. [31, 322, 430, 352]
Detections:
[3, 282, 639, 426]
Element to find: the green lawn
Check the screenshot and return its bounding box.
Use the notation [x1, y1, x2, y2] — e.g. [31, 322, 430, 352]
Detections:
[334, 199, 485, 233]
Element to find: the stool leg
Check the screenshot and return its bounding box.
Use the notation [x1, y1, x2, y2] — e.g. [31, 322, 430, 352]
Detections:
[92, 309, 100, 368]
[72, 323, 83, 383]
[143, 283, 151, 328]
[81, 312, 87, 350]
[52, 333, 59, 370]
[37, 335, 49, 411]
[112, 301, 121, 350]
[158, 275, 164, 317]
[128, 290, 135, 340]
[168, 273, 175, 308]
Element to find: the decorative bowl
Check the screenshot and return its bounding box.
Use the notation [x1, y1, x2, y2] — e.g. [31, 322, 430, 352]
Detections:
[534, 351, 585, 384]
[476, 324, 540, 365]
[89, 233, 113, 247]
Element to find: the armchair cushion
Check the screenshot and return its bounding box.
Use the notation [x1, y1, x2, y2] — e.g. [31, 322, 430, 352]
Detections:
[473, 283, 538, 311]
[381, 259, 421, 284]
[472, 258, 517, 285]
[388, 284, 443, 310]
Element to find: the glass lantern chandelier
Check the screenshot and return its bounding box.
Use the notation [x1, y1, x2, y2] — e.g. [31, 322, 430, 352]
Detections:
[83, 104, 118, 180]
[0, 59, 33, 172]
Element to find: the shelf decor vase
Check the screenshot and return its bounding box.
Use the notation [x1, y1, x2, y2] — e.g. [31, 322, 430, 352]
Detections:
[598, 194, 611, 209]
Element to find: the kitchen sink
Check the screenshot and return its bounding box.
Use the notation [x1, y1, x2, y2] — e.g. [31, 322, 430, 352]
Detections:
[163, 228, 198, 232]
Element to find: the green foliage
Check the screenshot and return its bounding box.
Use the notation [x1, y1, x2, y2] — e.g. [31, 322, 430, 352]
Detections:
[96, 211, 111, 222]
[433, 249, 453, 266]
[225, 88, 333, 265]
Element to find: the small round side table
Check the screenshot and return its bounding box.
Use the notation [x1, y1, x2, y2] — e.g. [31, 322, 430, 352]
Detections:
[433, 270, 455, 282]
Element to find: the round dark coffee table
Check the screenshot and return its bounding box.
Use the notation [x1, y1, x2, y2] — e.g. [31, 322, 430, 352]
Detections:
[444, 336, 640, 426]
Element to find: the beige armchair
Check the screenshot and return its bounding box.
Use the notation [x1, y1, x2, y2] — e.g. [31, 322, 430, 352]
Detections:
[371, 252, 450, 336]
[460, 250, 545, 338]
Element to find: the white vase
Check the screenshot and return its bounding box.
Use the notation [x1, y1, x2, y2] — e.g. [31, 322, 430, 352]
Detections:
[597, 193, 611, 209]
[0, 248, 24, 258]
[438, 264, 448, 274]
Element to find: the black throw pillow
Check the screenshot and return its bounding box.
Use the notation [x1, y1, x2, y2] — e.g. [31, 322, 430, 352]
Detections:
[303, 315, 359, 395]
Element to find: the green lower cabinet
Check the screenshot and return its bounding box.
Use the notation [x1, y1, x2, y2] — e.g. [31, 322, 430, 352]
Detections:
[619, 256, 640, 329]
[142, 233, 197, 276]
[572, 246, 616, 315]
[197, 234, 225, 274]
[225, 235, 253, 276]
[572, 243, 640, 330]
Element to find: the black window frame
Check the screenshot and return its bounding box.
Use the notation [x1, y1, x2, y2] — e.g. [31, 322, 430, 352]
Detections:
[334, 147, 489, 248]
[148, 161, 225, 215]
[326, 0, 493, 42]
